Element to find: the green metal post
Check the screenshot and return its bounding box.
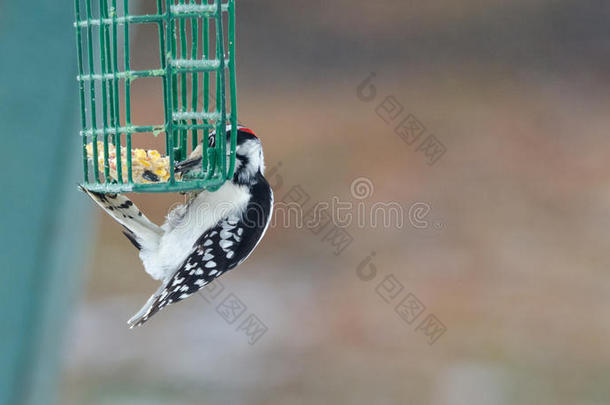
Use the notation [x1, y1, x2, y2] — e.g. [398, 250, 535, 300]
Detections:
[0, 2, 91, 404]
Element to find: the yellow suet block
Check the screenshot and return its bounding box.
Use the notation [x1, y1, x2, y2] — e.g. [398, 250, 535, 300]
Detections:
[86, 142, 171, 183]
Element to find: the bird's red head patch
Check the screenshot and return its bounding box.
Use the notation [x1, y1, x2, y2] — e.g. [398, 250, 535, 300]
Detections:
[238, 126, 257, 138]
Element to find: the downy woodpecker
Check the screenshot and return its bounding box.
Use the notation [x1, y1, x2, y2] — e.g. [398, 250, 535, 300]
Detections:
[81, 127, 273, 327]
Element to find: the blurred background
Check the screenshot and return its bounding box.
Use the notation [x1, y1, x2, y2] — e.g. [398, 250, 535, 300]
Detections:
[2, 1, 610, 404]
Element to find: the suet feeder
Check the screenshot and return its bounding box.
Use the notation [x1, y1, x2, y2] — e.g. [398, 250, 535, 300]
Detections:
[74, 0, 237, 193]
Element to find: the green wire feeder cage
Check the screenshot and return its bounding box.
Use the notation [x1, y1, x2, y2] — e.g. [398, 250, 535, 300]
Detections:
[74, 0, 237, 193]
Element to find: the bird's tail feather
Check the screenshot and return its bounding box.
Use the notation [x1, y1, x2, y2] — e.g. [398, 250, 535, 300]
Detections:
[79, 186, 162, 252]
[127, 281, 168, 328]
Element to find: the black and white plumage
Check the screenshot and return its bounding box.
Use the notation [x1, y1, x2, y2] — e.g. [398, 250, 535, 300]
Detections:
[81, 127, 273, 327]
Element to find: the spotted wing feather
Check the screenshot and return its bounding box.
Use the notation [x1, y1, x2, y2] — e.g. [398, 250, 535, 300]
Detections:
[127, 174, 273, 327]
[128, 213, 266, 327]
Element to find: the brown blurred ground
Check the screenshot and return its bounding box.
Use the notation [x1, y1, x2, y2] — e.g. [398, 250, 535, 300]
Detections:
[60, 1, 610, 404]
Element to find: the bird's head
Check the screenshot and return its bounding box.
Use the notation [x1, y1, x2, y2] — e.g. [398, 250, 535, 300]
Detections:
[232, 127, 265, 184]
[175, 126, 266, 186]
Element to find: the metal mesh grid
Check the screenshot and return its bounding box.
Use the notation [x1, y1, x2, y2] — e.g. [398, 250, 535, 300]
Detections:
[74, 0, 237, 193]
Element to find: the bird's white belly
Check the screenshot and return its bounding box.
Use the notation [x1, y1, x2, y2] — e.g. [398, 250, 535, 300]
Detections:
[145, 182, 250, 280]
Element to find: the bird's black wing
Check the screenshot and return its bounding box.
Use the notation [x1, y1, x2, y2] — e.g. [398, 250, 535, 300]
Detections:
[128, 178, 273, 327]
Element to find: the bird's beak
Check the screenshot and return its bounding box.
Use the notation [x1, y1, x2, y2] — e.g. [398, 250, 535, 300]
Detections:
[174, 156, 203, 175]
